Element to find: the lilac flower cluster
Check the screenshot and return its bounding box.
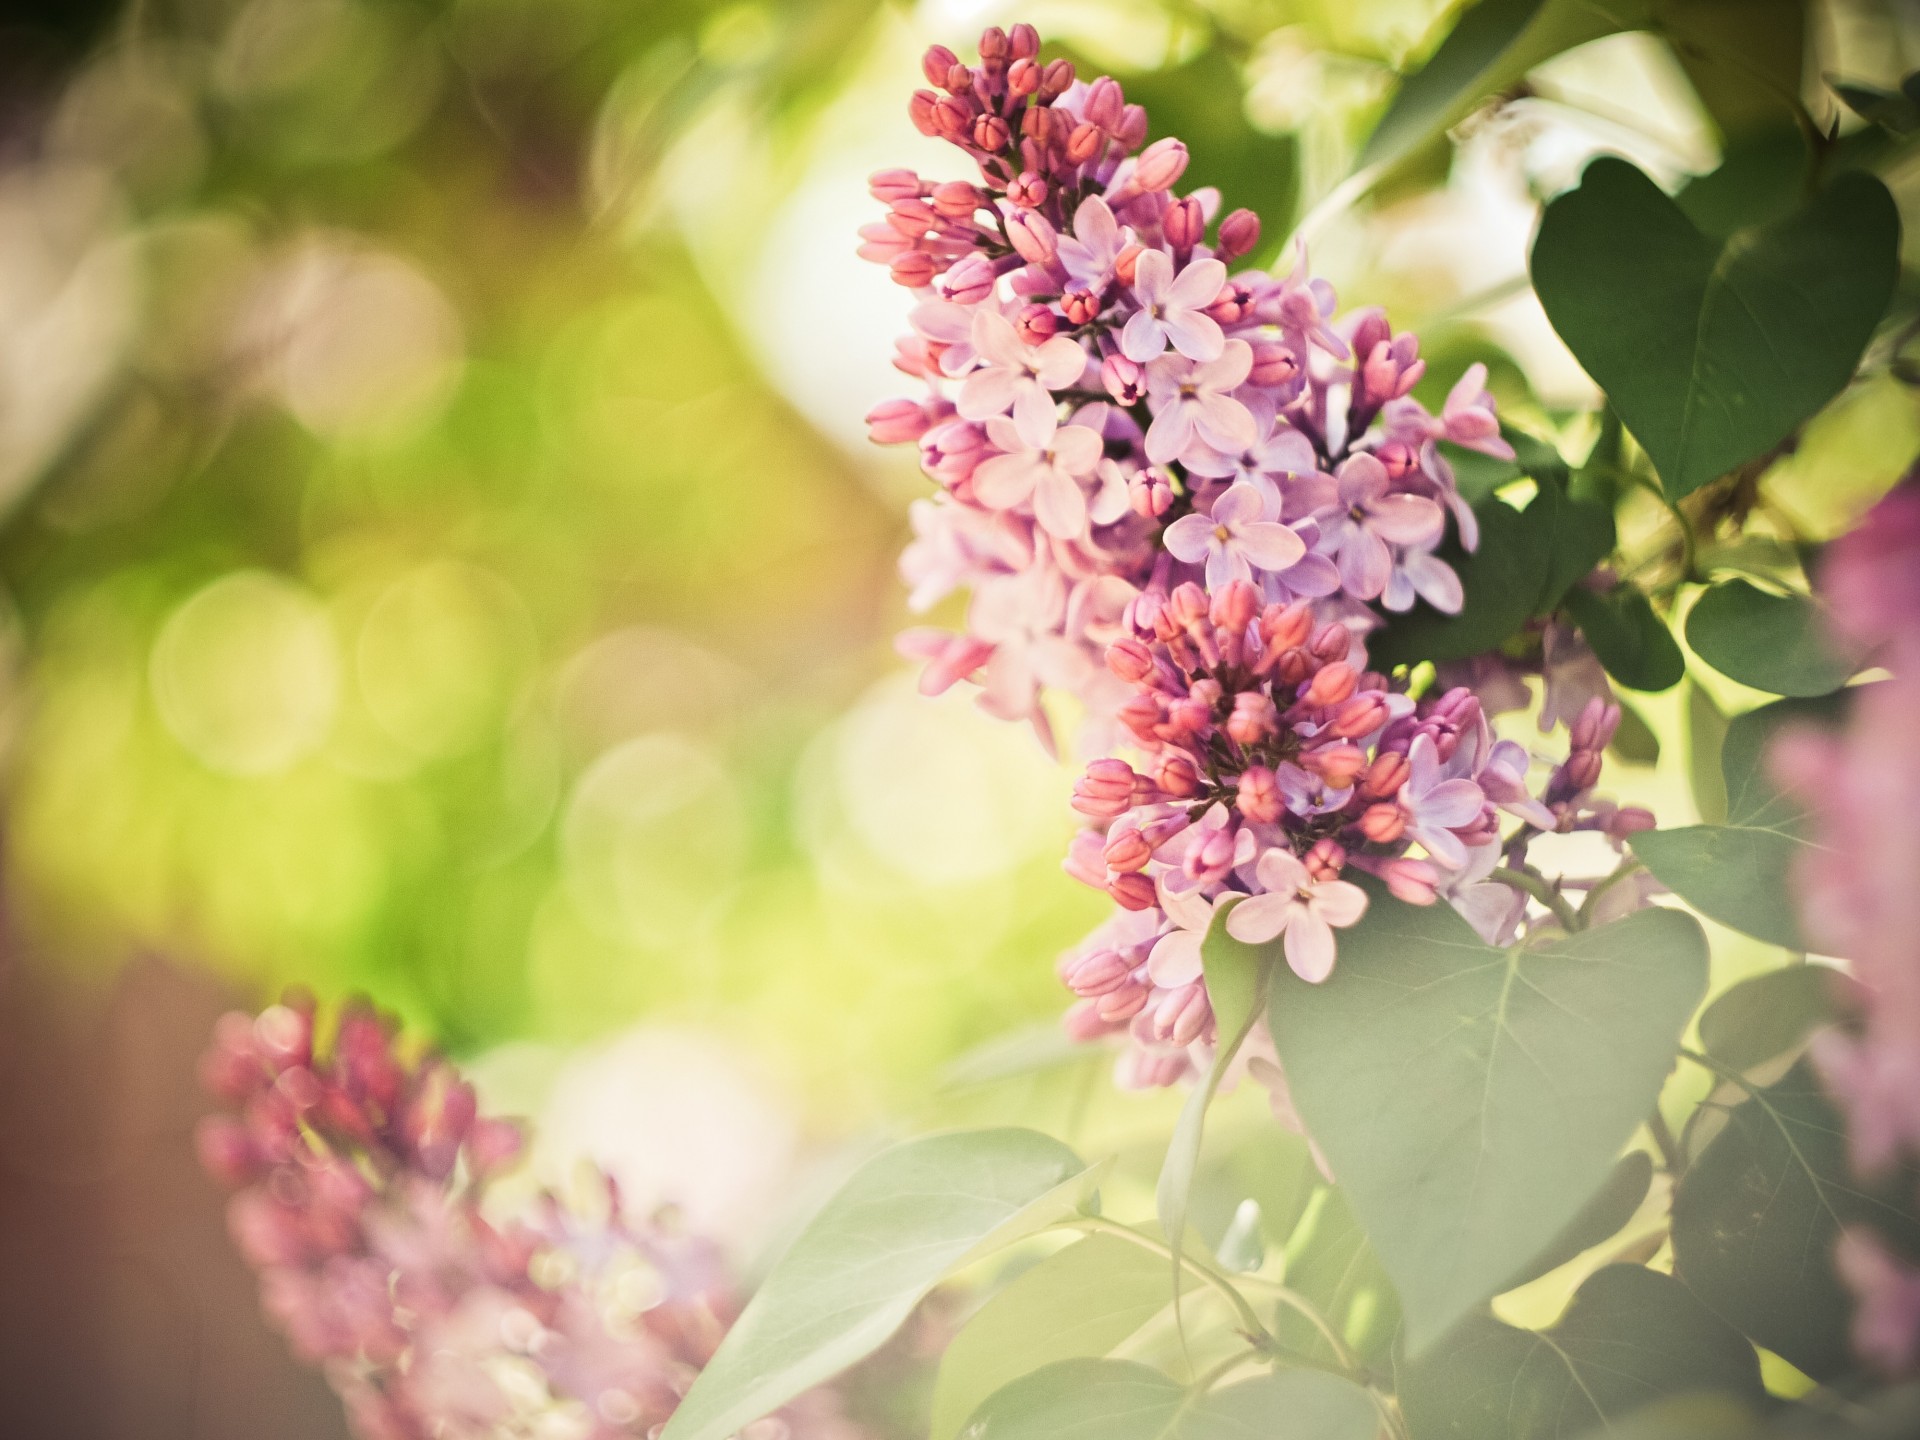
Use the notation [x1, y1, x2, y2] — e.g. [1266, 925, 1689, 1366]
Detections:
[865, 23, 1508, 756]
[197, 998, 864, 1440]
[1773, 474, 1920, 1376]
[867, 25, 1653, 1088]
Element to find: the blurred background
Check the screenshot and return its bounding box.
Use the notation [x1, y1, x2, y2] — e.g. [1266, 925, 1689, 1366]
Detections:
[0, 0, 1916, 1434]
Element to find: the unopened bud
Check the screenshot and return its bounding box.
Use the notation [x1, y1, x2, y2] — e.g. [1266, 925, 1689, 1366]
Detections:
[1237, 765, 1281, 823]
[973, 114, 1012, 152]
[945, 61, 975, 93]
[1310, 623, 1352, 663]
[1165, 196, 1204, 254]
[1249, 340, 1299, 389]
[1302, 742, 1367, 787]
[1015, 303, 1059, 343]
[1073, 757, 1138, 818]
[1008, 170, 1048, 209]
[1102, 353, 1145, 404]
[978, 26, 1010, 62]
[922, 45, 960, 87]
[933, 96, 973, 140]
[1130, 469, 1172, 517]
[1067, 949, 1133, 996]
[940, 252, 996, 306]
[1358, 802, 1407, 844]
[1217, 208, 1260, 260]
[1260, 601, 1314, 653]
[908, 90, 940, 136]
[1104, 829, 1154, 873]
[1105, 636, 1154, 683]
[1375, 440, 1417, 481]
[865, 397, 931, 445]
[869, 168, 923, 203]
[889, 251, 937, 289]
[1038, 58, 1076, 102]
[1158, 755, 1201, 798]
[1360, 751, 1411, 798]
[1007, 56, 1040, 98]
[1061, 287, 1098, 325]
[1328, 692, 1390, 739]
[1009, 22, 1040, 59]
[1005, 208, 1057, 264]
[1381, 858, 1439, 905]
[1097, 979, 1151, 1018]
[1134, 137, 1189, 193]
[1118, 692, 1163, 741]
[1226, 691, 1278, 746]
[1066, 120, 1103, 164]
[1305, 838, 1347, 880]
[1085, 76, 1124, 131]
[931, 181, 987, 219]
[1211, 579, 1260, 637]
[1562, 750, 1603, 792]
[1302, 661, 1357, 709]
[1113, 241, 1142, 286]
[1108, 873, 1158, 912]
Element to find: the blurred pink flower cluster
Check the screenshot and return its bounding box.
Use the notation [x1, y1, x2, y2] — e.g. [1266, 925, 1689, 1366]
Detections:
[197, 997, 863, 1440]
[864, 22, 1508, 756]
[866, 25, 1651, 1088]
[1774, 473, 1920, 1376]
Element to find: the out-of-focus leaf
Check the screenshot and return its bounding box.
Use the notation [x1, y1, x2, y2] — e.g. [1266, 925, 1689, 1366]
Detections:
[1673, 1060, 1920, 1380]
[1357, 0, 1635, 177]
[929, 1235, 1183, 1440]
[1536, 491, 1616, 620]
[1828, 72, 1920, 135]
[1121, 48, 1298, 234]
[1665, 0, 1804, 141]
[1609, 699, 1660, 765]
[1278, 1185, 1402, 1370]
[1676, 128, 1811, 238]
[1531, 157, 1901, 499]
[1502, 1151, 1655, 1291]
[662, 1130, 1101, 1440]
[1562, 583, 1685, 692]
[941, 1024, 1091, 1090]
[1697, 965, 1837, 1075]
[1215, 1200, 1264, 1274]
[1399, 1264, 1764, 1439]
[1686, 580, 1861, 696]
[1267, 884, 1708, 1352]
[1632, 690, 1857, 949]
[961, 1358, 1377, 1440]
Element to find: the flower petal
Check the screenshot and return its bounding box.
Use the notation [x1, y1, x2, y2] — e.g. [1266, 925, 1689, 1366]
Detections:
[1236, 521, 1308, 573]
[1120, 311, 1168, 363]
[1284, 912, 1337, 983]
[1254, 847, 1308, 893]
[1367, 493, 1444, 546]
[1148, 929, 1204, 987]
[1050, 424, 1104, 475]
[1162, 511, 1217, 565]
[1131, 247, 1172, 305]
[1308, 879, 1369, 930]
[1034, 466, 1089, 538]
[971, 453, 1040, 509]
[969, 308, 1024, 366]
[1163, 310, 1225, 363]
[1224, 891, 1291, 945]
[1193, 392, 1255, 453]
[957, 368, 1018, 422]
[1034, 336, 1090, 390]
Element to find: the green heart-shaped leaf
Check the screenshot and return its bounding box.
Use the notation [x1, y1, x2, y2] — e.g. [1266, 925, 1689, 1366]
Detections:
[961, 1359, 1378, 1440]
[1696, 964, 1837, 1074]
[1267, 888, 1708, 1352]
[1686, 579, 1862, 696]
[1398, 1264, 1764, 1439]
[1562, 583, 1686, 692]
[1532, 156, 1899, 498]
[662, 1129, 1101, 1440]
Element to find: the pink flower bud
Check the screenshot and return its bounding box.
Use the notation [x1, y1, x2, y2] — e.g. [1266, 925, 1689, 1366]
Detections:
[1358, 802, 1407, 844]
[1104, 828, 1154, 873]
[196, 1115, 262, 1186]
[1118, 692, 1163, 742]
[1159, 755, 1201, 798]
[1085, 76, 1124, 130]
[1609, 806, 1657, 836]
[931, 181, 987, 219]
[1249, 340, 1299, 389]
[1101, 353, 1145, 404]
[1005, 59, 1036, 99]
[1097, 979, 1151, 1019]
[1108, 873, 1158, 912]
[1006, 209, 1057, 264]
[1073, 758, 1138, 818]
[1381, 857, 1439, 905]
[1067, 949, 1133, 996]
[922, 45, 959, 87]
[938, 254, 996, 307]
[1165, 196, 1204, 255]
[1204, 282, 1250, 327]
[1130, 469, 1172, 517]
[1113, 242, 1143, 286]
[1187, 824, 1239, 884]
[972, 114, 1012, 152]
[866, 397, 931, 445]
[1064, 997, 1114, 1041]
[255, 1003, 313, 1067]
[1134, 138, 1189, 193]
[869, 168, 923, 203]
[933, 96, 973, 140]
[1237, 765, 1282, 823]
[1061, 287, 1099, 325]
[1227, 691, 1278, 746]
[1015, 303, 1059, 343]
[1105, 636, 1154, 683]
[1360, 751, 1411, 798]
[1159, 983, 1213, 1048]
[1217, 208, 1260, 260]
[1302, 661, 1357, 709]
[909, 90, 940, 136]
[1311, 623, 1352, 663]
[1561, 750, 1603, 793]
[1066, 121, 1104, 164]
[1260, 601, 1314, 653]
[1303, 742, 1367, 787]
[978, 26, 1010, 63]
[1305, 838, 1347, 881]
[465, 1117, 524, 1177]
[1328, 691, 1389, 739]
[886, 197, 936, 236]
[945, 61, 974, 93]
[1570, 697, 1620, 752]
[1038, 59, 1076, 102]
[1008, 170, 1048, 208]
[1116, 106, 1148, 150]
[1009, 23, 1040, 59]
[1374, 440, 1416, 481]
[890, 251, 937, 288]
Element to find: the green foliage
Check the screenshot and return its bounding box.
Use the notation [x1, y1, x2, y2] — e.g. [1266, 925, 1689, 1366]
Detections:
[1531, 157, 1901, 498]
[1697, 965, 1837, 1075]
[1686, 581, 1861, 696]
[1275, 1185, 1404, 1370]
[1632, 691, 1855, 949]
[1503, 1151, 1655, 1291]
[929, 1235, 1187, 1440]
[1673, 1061, 1920, 1382]
[1398, 1265, 1764, 1440]
[1561, 584, 1686, 693]
[1266, 886, 1708, 1351]
[960, 1359, 1377, 1440]
[661, 1130, 1102, 1440]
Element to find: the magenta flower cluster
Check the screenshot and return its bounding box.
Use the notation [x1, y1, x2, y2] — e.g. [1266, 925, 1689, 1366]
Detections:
[1774, 474, 1920, 1376]
[865, 24, 1651, 1089]
[197, 998, 863, 1440]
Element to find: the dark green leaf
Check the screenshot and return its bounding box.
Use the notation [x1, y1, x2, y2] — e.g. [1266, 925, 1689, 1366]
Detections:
[1531, 157, 1901, 498]
[1562, 584, 1686, 692]
[1676, 128, 1811, 238]
[662, 1130, 1100, 1440]
[1536, 490, 1616, 620]
[961, 1358, 1377, 1440]
[1632, 690, 1857, 949]
[1697, 965, 1837, 1074]
[1665, 0, 1804, 142]
[1504, 1151, 1656, 1290]
[1829, 75, 1920, 135]
[1367, 494, 1549, 667]
[1609, 699, 1660, 766]
[1358, 0, 1631, 176]
[930, 1235, 1185, 1440]
[1686, 681, 1731, 825]
[1673, 1060, 1920, 1381]
[1686, 580, 1861, 696]
[1267, 888, 1709, 1351]
[1399, 1264, 1764, 1440]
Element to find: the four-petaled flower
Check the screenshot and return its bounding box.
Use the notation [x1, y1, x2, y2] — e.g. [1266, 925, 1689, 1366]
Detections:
[1397, 734, 1487, 870]
[1225, 849, 1369, 982]
[1163, 482, 1307, 589]
[1121, 251, 1227, 363]
[958, 309, 1086, 436]
[1143, 342, 1256, 466]
[1316, 452, 1444, 600]
[973, 415, 1106, 538]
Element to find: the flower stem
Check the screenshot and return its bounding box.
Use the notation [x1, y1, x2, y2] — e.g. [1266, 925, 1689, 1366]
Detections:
[1491, 865, 1580, 931]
